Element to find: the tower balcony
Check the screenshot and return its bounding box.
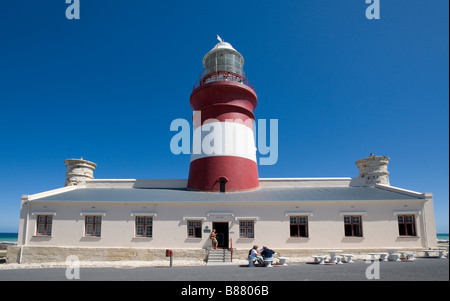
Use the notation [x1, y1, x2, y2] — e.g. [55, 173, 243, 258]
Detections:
[193, 71, 255, 91]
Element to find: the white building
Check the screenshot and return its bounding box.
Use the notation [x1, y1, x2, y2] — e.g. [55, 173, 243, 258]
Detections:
[8, 154, 437, 264]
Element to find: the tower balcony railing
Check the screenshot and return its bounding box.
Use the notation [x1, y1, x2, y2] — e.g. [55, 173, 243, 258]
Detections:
[193, 71, 255, 91]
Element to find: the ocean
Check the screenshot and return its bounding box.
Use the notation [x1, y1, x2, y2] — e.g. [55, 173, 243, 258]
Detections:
[0, 232, 449, 245]
[0, 233, 18, 244]
[437, 233, 449, 242]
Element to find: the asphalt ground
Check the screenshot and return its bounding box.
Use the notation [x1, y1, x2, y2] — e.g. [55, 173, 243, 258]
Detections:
[0, 258, 448, 281]
[1, 258, 448, 298]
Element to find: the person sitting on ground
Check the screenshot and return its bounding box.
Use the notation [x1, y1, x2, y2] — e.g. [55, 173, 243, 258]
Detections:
[249, 245, 263, 266]
[260, 246, 276, 263]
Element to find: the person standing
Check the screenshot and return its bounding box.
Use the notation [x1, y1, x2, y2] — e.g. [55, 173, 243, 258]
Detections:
[210, 229, 218, 249]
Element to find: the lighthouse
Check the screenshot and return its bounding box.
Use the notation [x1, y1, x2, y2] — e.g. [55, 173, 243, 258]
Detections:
[187, 37, 259, 192]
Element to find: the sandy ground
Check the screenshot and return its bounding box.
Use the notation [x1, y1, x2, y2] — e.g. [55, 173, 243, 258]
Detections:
[0, 259, 211, 270]
[0, 255, 378, 270]
[1, 243, 447, 270]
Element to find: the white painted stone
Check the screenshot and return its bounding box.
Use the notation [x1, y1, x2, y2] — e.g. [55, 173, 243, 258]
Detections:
[355, 153, 390, 185]
[64, 158, 97, 186]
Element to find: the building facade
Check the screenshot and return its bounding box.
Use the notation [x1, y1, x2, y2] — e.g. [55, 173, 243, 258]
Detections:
[9, 157, 438, 263]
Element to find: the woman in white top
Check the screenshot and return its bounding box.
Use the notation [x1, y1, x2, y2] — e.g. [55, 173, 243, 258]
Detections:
[249, 245, 263, 265]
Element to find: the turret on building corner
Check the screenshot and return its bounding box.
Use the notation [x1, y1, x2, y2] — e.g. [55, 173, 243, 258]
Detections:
[64, 158, 97, 186]
[355, 153, 390, 186]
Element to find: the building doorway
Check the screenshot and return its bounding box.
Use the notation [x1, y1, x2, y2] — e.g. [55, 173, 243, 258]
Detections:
[212, 222, 229, 249]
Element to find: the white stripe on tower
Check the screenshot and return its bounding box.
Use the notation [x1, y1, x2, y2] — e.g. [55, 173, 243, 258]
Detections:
[191, 121, 257, 163]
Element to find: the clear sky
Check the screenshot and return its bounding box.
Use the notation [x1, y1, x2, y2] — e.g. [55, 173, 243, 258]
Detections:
[0, 0, 448, 233]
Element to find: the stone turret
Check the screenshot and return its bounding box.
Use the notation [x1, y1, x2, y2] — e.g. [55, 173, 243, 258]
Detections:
[64, 158, 97, 186]
[355, 153, 390, 186]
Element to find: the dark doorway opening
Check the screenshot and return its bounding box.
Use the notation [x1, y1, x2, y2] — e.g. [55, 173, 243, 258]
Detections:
[219, 181, 226, 193]
[212, 222, 229, 249]
[219, 177, 228, 193]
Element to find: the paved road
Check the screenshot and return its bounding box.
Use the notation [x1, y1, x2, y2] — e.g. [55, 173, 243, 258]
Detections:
[0, 258, 448, 282]
[1, 259, 447, 298]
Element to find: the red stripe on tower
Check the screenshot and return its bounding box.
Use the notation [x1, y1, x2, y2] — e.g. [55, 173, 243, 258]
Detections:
[187, 38, 259, 192]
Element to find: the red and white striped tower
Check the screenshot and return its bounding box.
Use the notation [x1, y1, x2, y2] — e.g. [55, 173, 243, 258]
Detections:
[187, 38, 259, 192]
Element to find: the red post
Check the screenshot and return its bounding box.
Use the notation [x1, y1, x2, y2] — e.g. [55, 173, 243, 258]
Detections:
[230, 238, 233, 263]
[166, 249, 173, 267]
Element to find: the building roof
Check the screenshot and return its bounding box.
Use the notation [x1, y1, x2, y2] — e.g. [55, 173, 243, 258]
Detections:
[25, 178, 427, 204]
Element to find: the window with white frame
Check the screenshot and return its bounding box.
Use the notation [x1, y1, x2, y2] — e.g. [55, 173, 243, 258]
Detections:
[344, 215, 363, 237]
[135, 216, 153, 237]
[290, 216, 308, 238]
[398, 215, 416, 236]
[187, 220, 202, 238]
[239, 220, 254, 238]
[85, 215, 102, 237]
[36, 215, 53, 236]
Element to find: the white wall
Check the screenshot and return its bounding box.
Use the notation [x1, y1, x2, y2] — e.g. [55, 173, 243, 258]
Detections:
[19, 199, 435, 250]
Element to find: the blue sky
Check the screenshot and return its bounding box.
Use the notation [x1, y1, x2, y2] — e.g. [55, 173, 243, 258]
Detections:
[0, 0, 448, 233]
